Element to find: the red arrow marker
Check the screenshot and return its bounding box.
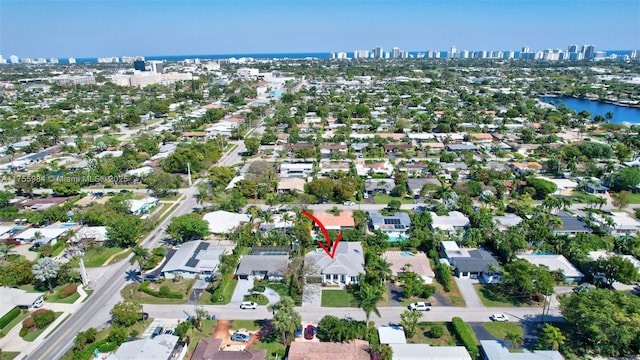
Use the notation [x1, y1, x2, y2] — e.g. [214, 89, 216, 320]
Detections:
[301, 211, 342, 259]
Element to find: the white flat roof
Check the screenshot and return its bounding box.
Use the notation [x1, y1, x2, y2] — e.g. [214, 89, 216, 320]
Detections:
[516, 254, 583, 278]
[390, 344, 471, 360]
[535, 177, 578, 189]
[378, 326, 407, 345]
[203, 211, 250, 234]
[15, 227, 67, 241]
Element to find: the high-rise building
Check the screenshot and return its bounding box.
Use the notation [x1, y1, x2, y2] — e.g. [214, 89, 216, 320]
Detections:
[392, 47, 401, 59]
[521, 46, 530, 54]
[568, 44, 579, 53]
[150, 61, 164, 73]
[448, 46, 457, 59]
[582, 45, 596, 59]
[134, 60, 146, 71]
[353, 50, 370, 59]
[506, 50, 515, 59]
[630, 50, 638, 60]
[68, 57, 76, 64]
[9, 55, 19, 64]
[372, 47, 384, 59]
[50, 58, 59, 64]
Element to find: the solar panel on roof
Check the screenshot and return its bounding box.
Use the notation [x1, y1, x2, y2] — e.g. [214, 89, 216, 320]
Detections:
[186, 258, 200, 268]
[384, 218, 401, 225]
[196, 242, 209, 252]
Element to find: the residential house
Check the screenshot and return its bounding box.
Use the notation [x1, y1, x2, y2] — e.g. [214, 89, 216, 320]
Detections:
[14, 227, 68, 245]
[190, 338, 266, 360]
[276, 177, 306, 194]
[493, 213, 523, 232]
[287, 340, 370, 360]
[311, 211, 355, 230]
[105, 334, 181, 360]
[320, 144, 348, 158]
[480, 340, 564, 360]
[516, 254, 584, 283]
[236, 246, 289, 280]
[70, 226, 108, 245]
[430, 211, 470, 235]
[407, 178, 441, 198]
[355, 160, 394, 177]
[537, 177, 578, 195]
[510, 162, 544, 175]
[369, 212, 411, 238]
[203, 211, 250, 234]
[383, 251, 435, 284]
[160, 240, 226, 279]
[390, 344, 472, 360]
[583, 179, 608, 194]
[399, 163, 428, 176]
[384, 143, 413, 155]
[471, 133, 495, 143]
[441, 241, 501, 282]
[0, 287, 45, 318]
[127, 197, 158, 215]
[553, 211, 592, 236]
[280, 163, 313, 178]
[591, 212, 640, 236]
[364, 178, 396, 195]
[587, 251, 640, 278]
[446, 143, 478, 152]
[305, 241, 364, 285]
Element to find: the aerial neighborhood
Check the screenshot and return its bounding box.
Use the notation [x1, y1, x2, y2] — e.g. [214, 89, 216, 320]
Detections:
[0, 45, 640, 360]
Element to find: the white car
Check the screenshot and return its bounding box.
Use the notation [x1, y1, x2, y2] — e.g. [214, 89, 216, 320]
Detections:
[408, 302, 431, 311]
[490, 313, 509, 322]
[239, 301, 257, 309]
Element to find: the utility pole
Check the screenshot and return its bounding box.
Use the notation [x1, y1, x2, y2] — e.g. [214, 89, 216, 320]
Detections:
[187, 162, 192, 187]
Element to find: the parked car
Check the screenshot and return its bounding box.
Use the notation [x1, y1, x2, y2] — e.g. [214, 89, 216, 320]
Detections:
[490, 313, 509, 322]
[231, 332, 251, 342]
[145, 274, 161, 281]
[408, 302, 432, 311]
[304, 325, 315, 340]
[239, 301, 257, 309]
[294, 325, 303, 338]
[152, 326, 164, 338]
[164, 329, 174, 335]
[343, 201, 355, 206]
[142, 312, 149, 320]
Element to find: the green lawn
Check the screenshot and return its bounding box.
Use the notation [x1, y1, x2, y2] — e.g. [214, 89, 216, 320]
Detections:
[122, 279, 195, 305]
[1, 352, 20, 360]
[475, 285, 539, 307]
[22, 311, 63, 342]
[69, 246, 125, 267]
[200, 277, 238, 305]
[108, 249, 132, 264]
[253, 341, 286, 359]
[570, 191, 600, 204]
[0, 311, 29, 337]
[231, 320, 262, 331]
[263, 283, 289, 298]
[45, 289, 80, 304]
[321, 290, 356, 307]
[408, 322, 458, 346]
[373, 194, 414, 205]
[628, 193, 640, 204]
[244, 294, 269, 305]
[483, 322, 524, 340]
[185, 319, 218, 355]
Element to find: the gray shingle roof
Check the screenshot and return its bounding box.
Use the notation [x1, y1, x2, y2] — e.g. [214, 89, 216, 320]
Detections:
[555, 211, 592, 233]
[161, 240, 226, 274]
[305, 241, 365, 277]
[369, 212, 411, 230]
[453, 249, 500, 273]
[236, 255, 289, 277]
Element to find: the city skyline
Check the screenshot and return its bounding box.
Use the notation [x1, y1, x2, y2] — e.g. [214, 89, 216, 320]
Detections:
[1, 0, 639, 58]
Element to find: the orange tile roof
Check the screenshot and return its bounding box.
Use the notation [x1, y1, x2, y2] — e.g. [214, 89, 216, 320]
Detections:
[472, 133, 494, 140]
[511, 162, 543, 170]
[379, 133, 406, 139]
[182, 132, 206, 137]
[313, 211, 355, 228]
[288, 340, 370, 360]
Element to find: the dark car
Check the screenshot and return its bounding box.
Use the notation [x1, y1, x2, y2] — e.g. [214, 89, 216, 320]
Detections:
[152, 326, 164, 338]
[294, 325, 303, 338]
[145, 274, 161, 281]
[142, 312, 149, 320]
[304, 325, 315, 340]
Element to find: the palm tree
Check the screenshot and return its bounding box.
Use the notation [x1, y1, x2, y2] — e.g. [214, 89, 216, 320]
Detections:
[262, 211, 274, 226]
[366, 257, 392, 285]
[354, 283, 383, 322]
[282, 212, 293, 229]
[194, 307, 209, 331]
[400, 309, 423, 338]
[130, 246, 151, 272]
[541, 323, 566, 350]
[0, 244, 11, 264]
[504, 332, 524, 350]
[268, 297, 300, 346]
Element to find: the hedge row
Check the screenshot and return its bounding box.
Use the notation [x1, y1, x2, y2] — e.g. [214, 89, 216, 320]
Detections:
[139, 281, 182, 299]
[0, 307, 21, 329]
[451, 317, 479, 359]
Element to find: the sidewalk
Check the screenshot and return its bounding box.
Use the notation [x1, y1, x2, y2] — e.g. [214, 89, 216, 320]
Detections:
[0, 285, 89, 356]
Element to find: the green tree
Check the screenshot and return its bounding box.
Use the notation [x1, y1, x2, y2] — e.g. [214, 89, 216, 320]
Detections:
[387, 199, 402, 211]
[611, 191, 631, 211]
[130, 246, 151, 271]
[107, 214, 144, 248]
[502, 259, 554, 300]
[353, 283, 383, 322]
[32, 257, 59, 293]
[305, 178, 335, 202]
[144, 170, 182, 197]
[400, 309, 423, 338]
[525, 177, 558, 200]
[592, 255, 639, 285]
[166, 213, 210, 242]
[244, 137, 260, 155]
[505, 332, 524, 350]
[540, 324, 565, 351]
[267, 297, 301, 346]
[51, 181, 81, 196]
[110, 298, 143, 327]
[612, 167, 640, 191]
[560, 289, 640, 356]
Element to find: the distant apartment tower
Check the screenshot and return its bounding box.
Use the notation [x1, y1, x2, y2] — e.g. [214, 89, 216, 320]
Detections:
[392, 47, 401, 59]
[354, 50, 370, 59]
[50, 58, 59, 64]
[373, 47, 384, 59]
[582, 45, 596, 59]
[68, 57, 76, 64]
[631, 50, 638, 59]
[150, 61, 164, 73]
[0, 55, 5, 64]
[506, 50, 515, 59]
[134, 60, 146, 71]
[9, 55, 19, 64]
[448, 46, 457, 59]
[568, 44, 579, 53]
[521, 46, 530, 54]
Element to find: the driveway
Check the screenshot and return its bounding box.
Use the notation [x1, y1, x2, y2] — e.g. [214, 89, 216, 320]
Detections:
[302, 283, 322, 306]
[230, 278, 254, 304]
[453, 277, 484, 308]
[263, 288, 281, 304]
[386, 282, 405, 306]
[469, 322, 499, 341]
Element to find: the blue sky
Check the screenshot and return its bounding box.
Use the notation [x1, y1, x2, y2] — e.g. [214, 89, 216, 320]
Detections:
[1, 0, 638, 58]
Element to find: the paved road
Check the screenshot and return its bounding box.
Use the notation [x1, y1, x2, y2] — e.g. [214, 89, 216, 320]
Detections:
[25, 142, 242, 360]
